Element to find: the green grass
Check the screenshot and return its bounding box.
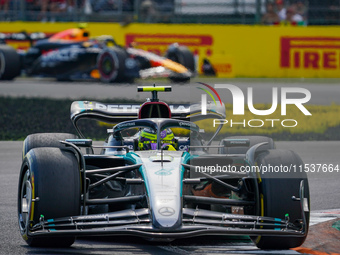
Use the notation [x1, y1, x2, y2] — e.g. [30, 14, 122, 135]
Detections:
[1, 97, 339, 141]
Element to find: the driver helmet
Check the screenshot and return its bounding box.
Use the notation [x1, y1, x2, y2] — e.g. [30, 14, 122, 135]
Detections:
[138, 128, 177, 150]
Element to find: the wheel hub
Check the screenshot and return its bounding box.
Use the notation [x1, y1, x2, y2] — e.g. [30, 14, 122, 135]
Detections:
[19, 170, 32, 234]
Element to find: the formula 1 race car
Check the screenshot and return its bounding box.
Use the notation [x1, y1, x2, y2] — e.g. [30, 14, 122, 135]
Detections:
[0, 27, 195, 82]
[18, 85, 310, 250]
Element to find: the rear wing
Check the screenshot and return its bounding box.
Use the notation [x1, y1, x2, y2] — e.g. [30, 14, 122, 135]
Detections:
[0, 32, 47, 46]
[70, 85, 226, 140]
[70, 101, 226, 123]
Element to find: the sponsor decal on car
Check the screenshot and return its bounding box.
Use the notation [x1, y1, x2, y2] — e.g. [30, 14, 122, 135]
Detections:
[158, 207, 175, 216]
[93, 103, 190, 113]
[155, 168, 174, 176]
[41, 47, 83, 62]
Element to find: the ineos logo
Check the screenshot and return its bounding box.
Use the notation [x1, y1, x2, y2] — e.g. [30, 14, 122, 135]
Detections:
[158, 207, 175, 216]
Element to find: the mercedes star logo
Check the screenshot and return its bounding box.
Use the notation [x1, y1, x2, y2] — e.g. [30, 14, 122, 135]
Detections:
[158, 207, 175, 216]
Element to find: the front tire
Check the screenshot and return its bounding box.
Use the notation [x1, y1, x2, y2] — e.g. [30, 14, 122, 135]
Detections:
[22, 133, 78, 159]
[251, 149, 310, 249]
[0, 45, 21, 80]
[18, 147, 81, 247]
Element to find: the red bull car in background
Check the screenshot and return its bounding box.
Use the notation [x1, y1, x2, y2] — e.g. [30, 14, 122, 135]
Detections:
[18, 85, 310, 250]
[0, 27, 195, 83]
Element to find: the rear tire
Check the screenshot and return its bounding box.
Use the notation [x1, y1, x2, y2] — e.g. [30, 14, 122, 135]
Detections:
[0, 45, 21, 80]
[18, 147, 81, 247]
[166, 45, 195, 73]
[166, 45, 195, 83]
[251, 149, 310, 249]
[97, 47, 128, 83]
[22, 133, 78, 159]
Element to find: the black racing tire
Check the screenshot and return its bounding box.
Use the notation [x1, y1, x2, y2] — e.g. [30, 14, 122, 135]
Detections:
[166, 45, 195, 83]
[165, 45, 195, 73]
[18, 147, 81, 247]
[218, 136, 275, 155]
[97, 47, 128, 83]
[0, 45, 21, 80]
[168, 75, 191, 83]
[251, 149, 310, 250]
[22, 133, 78, 159]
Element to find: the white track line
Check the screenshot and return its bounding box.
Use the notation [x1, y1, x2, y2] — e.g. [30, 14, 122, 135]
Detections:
[310, 208, 340, 226]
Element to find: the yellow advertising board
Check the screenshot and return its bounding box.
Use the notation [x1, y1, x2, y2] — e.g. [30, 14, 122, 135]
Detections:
[1, 22, 340, 78]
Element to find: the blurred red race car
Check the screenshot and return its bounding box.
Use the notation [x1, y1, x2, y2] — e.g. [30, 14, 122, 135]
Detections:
[0, 26, 195, 83]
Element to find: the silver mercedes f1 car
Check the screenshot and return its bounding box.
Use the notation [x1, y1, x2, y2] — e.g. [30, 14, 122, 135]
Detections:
[18, 85, 309, 250]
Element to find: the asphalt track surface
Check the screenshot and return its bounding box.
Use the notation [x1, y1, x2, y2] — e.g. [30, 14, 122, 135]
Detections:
[1, 78, 340, 254]
[1, 77, 340, 105]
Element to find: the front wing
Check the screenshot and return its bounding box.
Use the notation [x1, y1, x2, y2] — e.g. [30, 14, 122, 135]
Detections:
[28, 207, 306, 239]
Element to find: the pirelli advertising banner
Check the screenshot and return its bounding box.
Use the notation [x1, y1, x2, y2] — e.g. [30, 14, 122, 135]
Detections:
[1, 22, 340, 78]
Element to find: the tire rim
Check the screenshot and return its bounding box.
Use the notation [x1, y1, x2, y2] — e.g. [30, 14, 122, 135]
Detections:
[97, 50, 119, 82]
[103, 56, 114, 75]
[18, 169, 32, 235]
[99, 52, 115, 78]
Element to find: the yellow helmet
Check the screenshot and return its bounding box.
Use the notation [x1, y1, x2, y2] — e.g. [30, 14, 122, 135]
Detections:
[138, 128, 177, 150]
